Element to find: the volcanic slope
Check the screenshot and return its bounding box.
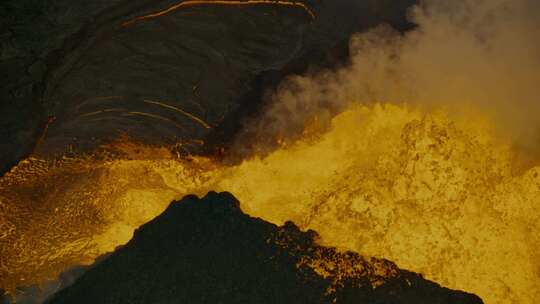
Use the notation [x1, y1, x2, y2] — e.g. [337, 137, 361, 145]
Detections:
[0, 0, 415, 174]
[46, 192, 483, 304]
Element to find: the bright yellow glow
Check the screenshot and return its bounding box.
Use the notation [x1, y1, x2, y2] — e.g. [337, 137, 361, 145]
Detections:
[216, 104, 540, 304]
[121, 0, 316, 27]
[0, 104, 538, 304]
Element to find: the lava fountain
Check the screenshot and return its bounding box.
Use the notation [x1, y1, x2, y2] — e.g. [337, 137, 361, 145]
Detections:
[2, 0, 540, 302]
[1, 103, 539, 304]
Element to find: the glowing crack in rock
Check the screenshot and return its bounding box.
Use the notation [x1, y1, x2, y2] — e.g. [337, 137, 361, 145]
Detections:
[143, 100, 212, 129]
[0, 104, 539, 304]
[121, 0, 316, 27]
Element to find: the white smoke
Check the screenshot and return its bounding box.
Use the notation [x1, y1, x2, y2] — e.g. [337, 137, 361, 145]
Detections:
[243, 0, 540, 153]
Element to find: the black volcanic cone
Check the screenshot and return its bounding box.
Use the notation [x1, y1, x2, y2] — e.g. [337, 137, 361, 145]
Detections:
[46, 192, 483, 304]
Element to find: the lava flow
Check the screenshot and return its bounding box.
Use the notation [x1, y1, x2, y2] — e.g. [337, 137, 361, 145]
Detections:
[121, 0, 316, 27]
[0, 103, 538, 304]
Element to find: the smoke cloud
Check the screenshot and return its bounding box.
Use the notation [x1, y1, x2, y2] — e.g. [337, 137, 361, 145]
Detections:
[240, 0, 540, 153]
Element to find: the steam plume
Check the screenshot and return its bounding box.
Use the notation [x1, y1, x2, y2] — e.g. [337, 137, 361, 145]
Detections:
[241, 0, 540, 153]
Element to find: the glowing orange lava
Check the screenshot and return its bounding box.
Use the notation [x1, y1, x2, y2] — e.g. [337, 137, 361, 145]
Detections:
[121, 0, 316, 27]
[0, 104, 538, 304]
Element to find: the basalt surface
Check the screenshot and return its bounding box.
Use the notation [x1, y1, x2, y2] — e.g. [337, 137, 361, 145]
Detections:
[0, 0, 416, 174]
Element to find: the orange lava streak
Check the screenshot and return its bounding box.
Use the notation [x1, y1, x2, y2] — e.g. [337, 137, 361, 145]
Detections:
[143, 100, 211, 129]
[32, 115, 56, 154]
[121, 0, 316, 27]
[78, 108, 126, 118]
[124, 111, 185, 130]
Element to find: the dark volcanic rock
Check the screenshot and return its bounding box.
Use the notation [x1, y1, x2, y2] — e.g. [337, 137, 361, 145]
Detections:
[1, 0, 417, 175]
[0, 0, 127, 174]
[46, 192, 483, 304]
[35, 0, 416, 158]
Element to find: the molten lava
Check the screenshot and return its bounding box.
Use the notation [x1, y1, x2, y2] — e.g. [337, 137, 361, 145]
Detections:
[0, 103, 539, 304]
[121, 0, 316, 27]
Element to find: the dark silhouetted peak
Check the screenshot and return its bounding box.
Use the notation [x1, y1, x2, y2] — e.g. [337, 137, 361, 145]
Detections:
[46, 192, 483, 304]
